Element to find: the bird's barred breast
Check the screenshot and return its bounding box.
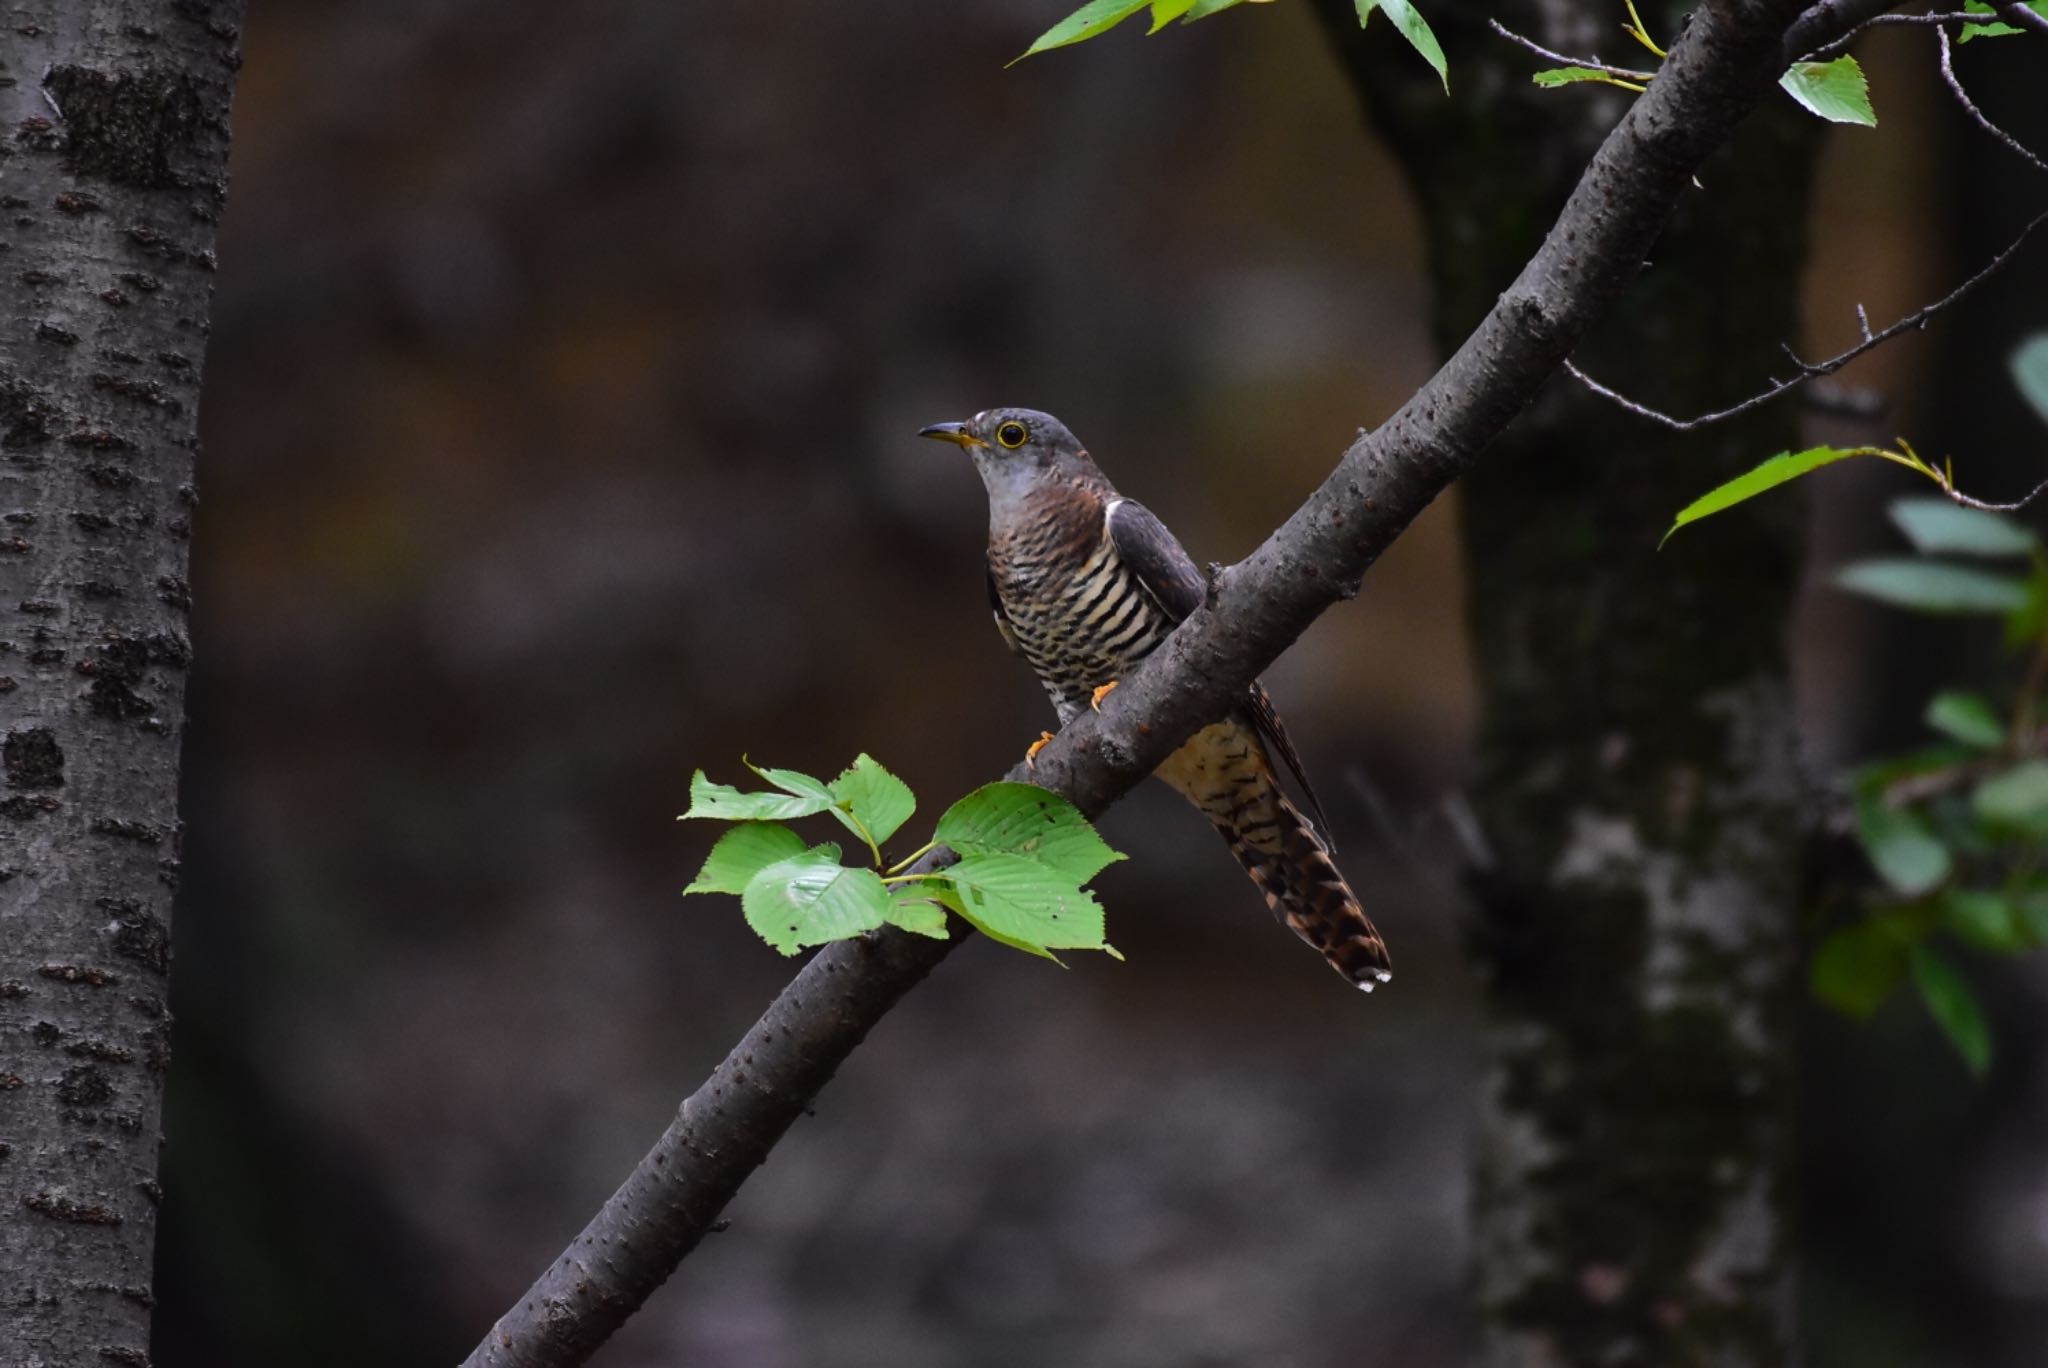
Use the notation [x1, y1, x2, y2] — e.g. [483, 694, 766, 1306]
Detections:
[993, 523, 1173, 719]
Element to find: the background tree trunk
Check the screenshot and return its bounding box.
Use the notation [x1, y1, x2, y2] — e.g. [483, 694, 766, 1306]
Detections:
[0, 6, 244, 1363]
[1316, 2, 1817, 1363]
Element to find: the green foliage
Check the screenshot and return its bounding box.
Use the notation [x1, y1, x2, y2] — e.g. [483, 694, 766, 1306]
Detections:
[1662, 443, 1962, 545]
[1357, 0, 1446, 91]
[1805, 351, 2048, 1071]
[1911, 946, 1991, 1075]
[1779, 57, 1875, 127]
[1662, 445, 1868, 545]
[1015, 0, 1446, 86]
[2015, 333, 2048, 425]
[683, 756, 1124, 963]
[1523, 6, 1874, 125]
[1959, 0, 2048, 41]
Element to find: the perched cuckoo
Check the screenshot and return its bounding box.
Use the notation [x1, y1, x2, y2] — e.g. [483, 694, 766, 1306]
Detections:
[921, 408, 1391, 990]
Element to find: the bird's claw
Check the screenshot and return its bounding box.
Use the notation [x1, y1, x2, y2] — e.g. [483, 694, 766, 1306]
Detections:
[1025, 731, 1056, 768]
[1090, 680, 1119, 712]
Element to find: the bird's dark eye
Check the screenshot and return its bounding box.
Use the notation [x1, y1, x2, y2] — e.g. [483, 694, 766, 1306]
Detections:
[996, 421, 1028, 449]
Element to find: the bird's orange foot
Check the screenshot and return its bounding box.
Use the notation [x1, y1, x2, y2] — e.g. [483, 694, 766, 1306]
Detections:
[1025, 731, 1056, 768]
[1089, 680, 1119, 712]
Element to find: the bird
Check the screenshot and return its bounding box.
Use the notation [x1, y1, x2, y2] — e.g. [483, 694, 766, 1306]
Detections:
[920, 407, 1391, 991]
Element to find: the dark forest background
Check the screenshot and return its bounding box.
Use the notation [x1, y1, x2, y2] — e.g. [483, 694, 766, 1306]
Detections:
[153, 2, 2048, 1364]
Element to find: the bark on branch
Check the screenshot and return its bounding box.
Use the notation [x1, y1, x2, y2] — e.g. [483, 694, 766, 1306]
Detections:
[462, 1, 1818, 1363]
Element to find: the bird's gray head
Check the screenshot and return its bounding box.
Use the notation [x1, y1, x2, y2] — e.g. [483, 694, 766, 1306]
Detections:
[918, 408, 1103, 512]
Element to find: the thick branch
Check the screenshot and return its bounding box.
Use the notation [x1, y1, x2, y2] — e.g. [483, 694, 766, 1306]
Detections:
[460, 1, 1810, 1363]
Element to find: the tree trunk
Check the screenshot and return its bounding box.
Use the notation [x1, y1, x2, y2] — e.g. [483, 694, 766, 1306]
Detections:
[0, 6, 244, 1363]
[1316, 2, 1816, 1363]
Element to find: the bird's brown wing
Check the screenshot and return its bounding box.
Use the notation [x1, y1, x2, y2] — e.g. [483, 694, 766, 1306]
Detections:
[986, 559, 1022, 657]
[1108, 498, 1333, 844]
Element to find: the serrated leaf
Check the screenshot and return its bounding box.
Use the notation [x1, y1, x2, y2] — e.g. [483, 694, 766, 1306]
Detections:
[2013, 333, 2048, 427]
[1942, 889, 2029, 952]
[1780, 56, 1875, 126]
[884, 882, 953, 940]
[746, 758, 837, 806]
[1924, 691, 2006, 749]
[1854, 796, 1951, 895]
[1888, 498, 2038, 558]
[1960, 0, 2047, 40]
[685, 821, 807, 895]
[1533, 66, 1625, 87]
[1813, 921, 1910, 1019]
[1017, 0, 1153, 59]
[1148, 0, 1200, 31]
[1180, 0, 1253, 18]
[1832, 558, 2031, 615]
[1664, 446, 1863, 545]
[682, 769, 836, 822]
[1910, 945, 1991, 1075]
[828, 753, 916, 847]
[740, 844, 889, 955]
[935, 782, 1125, 883]
[1973, 761, 2048, 837]
[1358, 0, 1447, 91]
[946, 853, 1108, 952]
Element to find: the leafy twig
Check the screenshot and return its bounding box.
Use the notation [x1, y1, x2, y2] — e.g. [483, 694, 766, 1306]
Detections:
[1485, 17, 1658, 83]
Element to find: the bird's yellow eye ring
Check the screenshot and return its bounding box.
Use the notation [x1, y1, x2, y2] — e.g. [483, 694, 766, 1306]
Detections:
[996, 421, 1028, 449]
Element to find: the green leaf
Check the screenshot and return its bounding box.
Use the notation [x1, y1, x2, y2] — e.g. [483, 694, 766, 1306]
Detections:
[828, 753, 916, 847]
[935, 782, 1125, 883]
[682, 769, 836, 822]
[946, 853, 1109, 952]
[1972, 761, 2048, 837]
[1959, 0, 2047, 41]
[1910, 945, 1991, 1075]
[884, 882, 953, 939]
[2013, 333, 2048, 427]
[740, 843, 890, 955]
[1854, 796, 1952, 896]
[1813, 921, 1910, 1019]
[1663, 446, 1864, 545]
[1780, 56, 1875, 126]
[1533, 66, 1626, 87]
[1180, 0, 1251, 17]
[1357, 0, 1447, 91]
[1888, 497, 2038, 558]
[1924, 691, 2006, 749]
[1018, 0, 1153, 59]
[1941, 889, 2029, 952]
[1147, 0, 1200, 31]
[1851, 745, 1976, 796]
[746, 758, 837, 806]
[684, 821, 807, 895]
[1832, 559, 2031, 615]
[2014, 887, 2048, 944]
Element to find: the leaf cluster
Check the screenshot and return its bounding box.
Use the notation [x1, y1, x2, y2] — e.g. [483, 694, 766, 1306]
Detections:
[682, 756, 1126, 964]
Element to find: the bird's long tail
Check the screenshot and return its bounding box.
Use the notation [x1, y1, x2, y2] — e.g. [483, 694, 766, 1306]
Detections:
[1154, 720, 1392, 991]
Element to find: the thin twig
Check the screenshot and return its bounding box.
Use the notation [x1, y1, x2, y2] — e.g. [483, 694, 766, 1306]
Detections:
[1566, 210, 2048, 431]
[1938, 26, 2048, 175]
[1801, 10, 1995, 61]
[1942, 475, 2048, 513]
[1486, 17, 1659, 82]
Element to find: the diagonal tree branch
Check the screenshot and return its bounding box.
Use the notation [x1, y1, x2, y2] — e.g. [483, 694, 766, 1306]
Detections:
[461, 0, 1825, 1363]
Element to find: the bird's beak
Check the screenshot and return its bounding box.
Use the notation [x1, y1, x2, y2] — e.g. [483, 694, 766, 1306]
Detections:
[918, 421, 985, 449]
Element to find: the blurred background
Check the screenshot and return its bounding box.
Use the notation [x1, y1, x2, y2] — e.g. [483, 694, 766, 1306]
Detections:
[152, 2, 2048, 1364]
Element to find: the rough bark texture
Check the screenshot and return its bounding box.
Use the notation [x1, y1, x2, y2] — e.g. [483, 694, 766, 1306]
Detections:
[1315, 0, 1818, 1363]
[0, 5, 244, 1364]
[463, 1, 1830, 1362]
